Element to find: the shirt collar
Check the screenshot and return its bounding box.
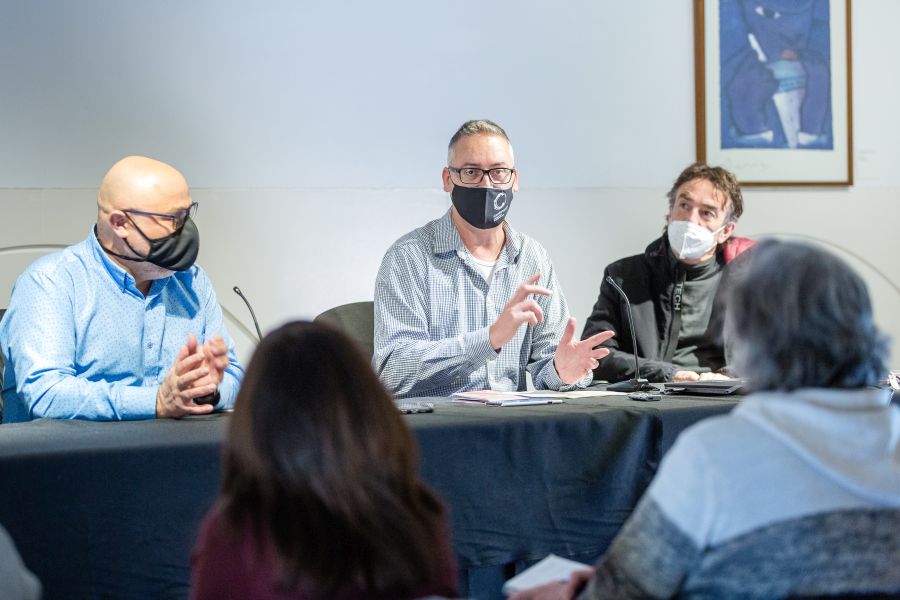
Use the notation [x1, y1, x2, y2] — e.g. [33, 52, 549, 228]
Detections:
[432, 209, 524, 262]
[89, 226, 168, 298]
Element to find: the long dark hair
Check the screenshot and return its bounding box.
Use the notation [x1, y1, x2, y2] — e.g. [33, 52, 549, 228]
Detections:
[221, 321, 447, 597]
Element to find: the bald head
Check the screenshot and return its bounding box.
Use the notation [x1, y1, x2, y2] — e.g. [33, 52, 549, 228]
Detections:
[98, 156, 190, 217]
[95, 156, 196, 288]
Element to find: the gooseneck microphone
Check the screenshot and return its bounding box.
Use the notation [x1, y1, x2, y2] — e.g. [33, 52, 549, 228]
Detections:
[604, 276, 656, 393]
[233, 286, 262, 342]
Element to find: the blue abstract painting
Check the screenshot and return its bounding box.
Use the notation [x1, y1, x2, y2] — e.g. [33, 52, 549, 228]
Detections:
[719, 0, 833, 150]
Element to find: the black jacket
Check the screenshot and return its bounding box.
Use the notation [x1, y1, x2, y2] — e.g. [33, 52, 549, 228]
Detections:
[581, 235, 754, 383]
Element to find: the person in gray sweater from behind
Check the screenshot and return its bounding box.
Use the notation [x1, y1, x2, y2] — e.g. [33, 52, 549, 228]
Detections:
[512, 239, 900, 600]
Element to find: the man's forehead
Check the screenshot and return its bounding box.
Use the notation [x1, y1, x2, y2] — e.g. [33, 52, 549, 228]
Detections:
[141, 194, 192, 215]
[677, 178, 730, 211]
[121, 184, 189, 210]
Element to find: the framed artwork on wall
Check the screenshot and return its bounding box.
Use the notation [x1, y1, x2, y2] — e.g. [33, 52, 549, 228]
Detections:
[694, 0, 852, 185]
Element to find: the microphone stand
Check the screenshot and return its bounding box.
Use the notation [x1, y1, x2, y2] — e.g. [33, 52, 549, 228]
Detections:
[233, 286, 263, 342]
[604, 276, 657, 393]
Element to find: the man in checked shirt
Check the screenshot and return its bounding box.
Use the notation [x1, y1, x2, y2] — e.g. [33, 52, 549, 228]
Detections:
[374, 119, 613, 399]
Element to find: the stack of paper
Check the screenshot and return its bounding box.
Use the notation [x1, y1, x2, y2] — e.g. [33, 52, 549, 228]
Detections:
[451, 388, 629, 406]
[450, 390, 564, 407]
[517, 389, 629, 398]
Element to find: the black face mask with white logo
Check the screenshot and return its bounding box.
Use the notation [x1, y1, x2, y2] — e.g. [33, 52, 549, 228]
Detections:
[450, 186, 513, 229]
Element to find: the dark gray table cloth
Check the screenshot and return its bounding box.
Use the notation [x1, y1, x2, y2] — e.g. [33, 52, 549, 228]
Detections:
[0, 394, 737, 599]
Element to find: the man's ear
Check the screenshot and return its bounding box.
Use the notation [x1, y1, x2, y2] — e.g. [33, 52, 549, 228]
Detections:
[442, 167, 453, 193]
[719, 221, 736, 243]
[512, 170, 519, 193]
[108, 211, 131, 239]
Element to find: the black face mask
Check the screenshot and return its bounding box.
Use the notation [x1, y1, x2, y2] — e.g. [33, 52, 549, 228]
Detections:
[450, 186, 513, 229]
[107, 217, 200, 272]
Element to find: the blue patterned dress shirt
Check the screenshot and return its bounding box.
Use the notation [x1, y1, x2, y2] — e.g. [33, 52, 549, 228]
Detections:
[0, 229, 243, 422]
[374, 210, 591, 399]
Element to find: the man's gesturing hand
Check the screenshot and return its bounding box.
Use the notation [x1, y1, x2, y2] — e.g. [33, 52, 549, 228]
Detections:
[156, 335, 219, 418]
[553, 318, 614, 385]
[489, 273, 552, 351]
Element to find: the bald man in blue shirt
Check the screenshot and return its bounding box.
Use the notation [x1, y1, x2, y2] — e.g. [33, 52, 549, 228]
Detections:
[0, 156, 243, 422]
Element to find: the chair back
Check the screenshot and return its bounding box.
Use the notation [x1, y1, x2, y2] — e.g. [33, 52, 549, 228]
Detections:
[314, 301, 375, 358]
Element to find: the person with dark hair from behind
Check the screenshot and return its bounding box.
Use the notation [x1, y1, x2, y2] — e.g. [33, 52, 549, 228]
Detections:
[190, 321, 458, 600]
[581, 162, 755, 384]
[0, 524, 41, 599]
[512, 239, 900, 599]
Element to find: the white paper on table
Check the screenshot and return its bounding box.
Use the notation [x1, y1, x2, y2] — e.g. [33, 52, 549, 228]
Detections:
[451, 391, 565, 407]
[517, 389, 629, 399]
[451, 391, 528, 402]
[502, 553, 592, 595]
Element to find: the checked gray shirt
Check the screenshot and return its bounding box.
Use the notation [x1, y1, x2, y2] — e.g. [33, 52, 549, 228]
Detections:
[374, 209, 590, 399]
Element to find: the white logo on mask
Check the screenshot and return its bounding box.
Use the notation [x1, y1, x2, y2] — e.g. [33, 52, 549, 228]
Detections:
[493, 192, 507, 211]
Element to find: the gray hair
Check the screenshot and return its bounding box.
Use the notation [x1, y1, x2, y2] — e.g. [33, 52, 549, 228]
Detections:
[447, 119, 512, 162]
[725, 239, 888, 391]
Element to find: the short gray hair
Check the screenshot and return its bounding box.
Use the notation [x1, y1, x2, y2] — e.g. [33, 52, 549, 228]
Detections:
[725, 239, 888, 391]
[447, 119, 511, 162]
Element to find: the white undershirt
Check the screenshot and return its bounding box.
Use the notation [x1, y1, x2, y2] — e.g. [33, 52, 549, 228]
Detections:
[471, 256, 498, 285]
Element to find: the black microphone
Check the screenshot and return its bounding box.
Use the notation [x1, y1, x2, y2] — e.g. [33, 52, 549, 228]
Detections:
[604, 276, 656, 393]
[233, 286, 262, 342]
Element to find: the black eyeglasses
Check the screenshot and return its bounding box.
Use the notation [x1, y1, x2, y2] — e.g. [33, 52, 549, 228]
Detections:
[123, 202, 198, 229]
[448, 167, 515, 185]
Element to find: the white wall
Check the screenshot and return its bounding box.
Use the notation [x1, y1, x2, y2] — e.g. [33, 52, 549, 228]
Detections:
[2, 1, 899, 366]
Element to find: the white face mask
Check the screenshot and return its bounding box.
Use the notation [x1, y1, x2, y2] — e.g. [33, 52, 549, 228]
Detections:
[667, 220, 726, 261]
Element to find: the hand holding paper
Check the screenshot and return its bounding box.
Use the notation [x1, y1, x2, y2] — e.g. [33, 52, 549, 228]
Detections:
[503, 554, 594, 598]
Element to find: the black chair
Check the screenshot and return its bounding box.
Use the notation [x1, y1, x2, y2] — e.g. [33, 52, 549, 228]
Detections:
[313, 301, 375, 358]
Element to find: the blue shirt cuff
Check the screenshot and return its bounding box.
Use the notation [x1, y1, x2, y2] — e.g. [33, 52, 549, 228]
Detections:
[217, 374, 240, 411]
[119, 386, 158, 420]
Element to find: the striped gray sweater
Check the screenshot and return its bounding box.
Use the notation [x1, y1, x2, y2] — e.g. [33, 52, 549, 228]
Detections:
[580, 388, 900, 599]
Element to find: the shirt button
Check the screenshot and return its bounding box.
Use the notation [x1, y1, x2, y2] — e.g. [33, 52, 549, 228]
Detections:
[147, 342, 153, 349]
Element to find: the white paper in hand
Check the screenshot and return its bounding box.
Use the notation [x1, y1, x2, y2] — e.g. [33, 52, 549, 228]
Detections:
[502, 554, 592, 595]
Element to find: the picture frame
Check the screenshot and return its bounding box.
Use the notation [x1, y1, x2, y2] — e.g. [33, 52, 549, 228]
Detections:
[694, 0, 853, 186]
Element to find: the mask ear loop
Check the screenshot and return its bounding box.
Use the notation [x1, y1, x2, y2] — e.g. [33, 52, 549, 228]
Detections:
[712, 220, 734, 245]
[97, 214, 151, 264]
[120, 213, 160, 262]
[121, 212, 155, 244]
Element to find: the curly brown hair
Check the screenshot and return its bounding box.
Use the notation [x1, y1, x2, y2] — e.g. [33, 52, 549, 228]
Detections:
[666, 162, 743, 223]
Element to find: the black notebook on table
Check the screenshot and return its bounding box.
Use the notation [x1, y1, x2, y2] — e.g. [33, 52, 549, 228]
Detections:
[662, 379, 746, 396]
